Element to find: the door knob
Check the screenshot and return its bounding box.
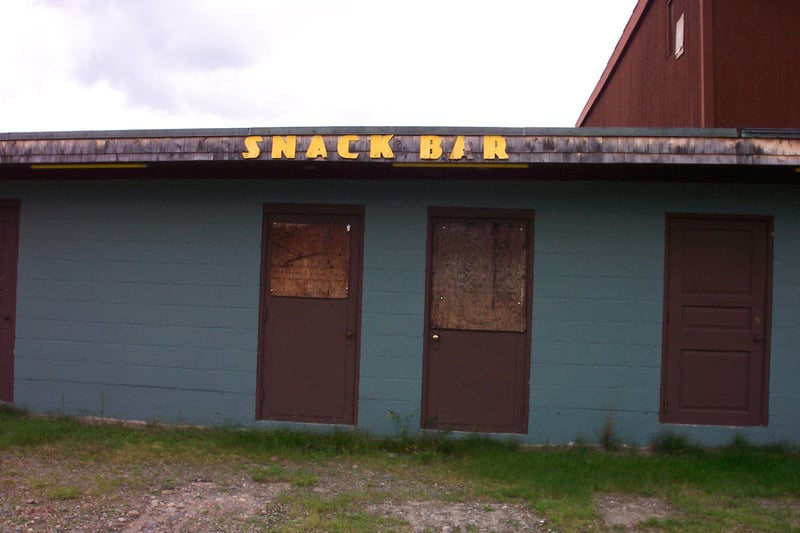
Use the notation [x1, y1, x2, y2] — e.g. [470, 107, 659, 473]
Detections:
[431, 334, 439, 341]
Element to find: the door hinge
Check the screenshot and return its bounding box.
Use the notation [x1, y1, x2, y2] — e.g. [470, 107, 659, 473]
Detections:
[259, 389, 265, 405]
[661, 398, 667, 414]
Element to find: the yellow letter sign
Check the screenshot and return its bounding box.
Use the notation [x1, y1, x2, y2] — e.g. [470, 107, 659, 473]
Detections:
[369, 135, 394, 159]
[272, 136, 297, 159]
[449, 135, 466, 160]
[420, 135, 443, 160]
[337, 135, 359, 159]
[483, 135, 509, 160]
[242, 136, 262, 159]
[306, 135, 328, 159]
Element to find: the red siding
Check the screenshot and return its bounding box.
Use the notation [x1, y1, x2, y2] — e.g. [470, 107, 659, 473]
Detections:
[711, 0, 800, 128]
[580, 0, 800, 128]
[580, 0, 703, 127]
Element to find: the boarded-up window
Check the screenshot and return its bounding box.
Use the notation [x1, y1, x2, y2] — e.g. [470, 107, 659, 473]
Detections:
[269, 222, 350, 298]
[431, 219, 528, 332]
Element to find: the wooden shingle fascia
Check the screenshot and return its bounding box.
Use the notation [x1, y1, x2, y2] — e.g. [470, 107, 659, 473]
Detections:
[2, 130, 799, 167]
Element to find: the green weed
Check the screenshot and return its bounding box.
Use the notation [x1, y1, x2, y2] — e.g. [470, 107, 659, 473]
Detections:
[48, 485, 80, 500]
[291, 470, 317, 487]
[650, 430, 703, 455]
[251, 463, 289, 483]
[599, 413, 620, 451]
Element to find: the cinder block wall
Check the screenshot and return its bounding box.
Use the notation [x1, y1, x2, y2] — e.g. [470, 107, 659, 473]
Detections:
[6, 178, 799, 445]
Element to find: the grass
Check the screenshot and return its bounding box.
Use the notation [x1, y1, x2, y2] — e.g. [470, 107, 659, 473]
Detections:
[448, 440, 800, 530]
[47, 485, 81, 500]
[1, 404, 799, 531]
[251, 463, 290, 483]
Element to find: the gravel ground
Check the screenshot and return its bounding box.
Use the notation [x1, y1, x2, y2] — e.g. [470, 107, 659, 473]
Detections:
[0, 444, 732, 532]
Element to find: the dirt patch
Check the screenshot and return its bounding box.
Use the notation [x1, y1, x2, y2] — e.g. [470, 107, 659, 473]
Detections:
[0, 449, 682, 533]
[122, 480, 290, 532]
[0, 449, 291, 532]
[368, 500, 547, 532]
[757, 498, 800, 528]
[310, 460, 469, 499]
[1, 448, 555, 532]
[593, 493, 678, 530]
[4, 443, 789, 532]
[0, 473, 551, 532]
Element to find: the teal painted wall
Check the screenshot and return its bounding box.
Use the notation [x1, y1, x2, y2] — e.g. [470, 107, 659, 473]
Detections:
[4, 178, 798, 446]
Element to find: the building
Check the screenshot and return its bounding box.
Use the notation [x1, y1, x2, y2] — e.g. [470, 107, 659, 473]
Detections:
[578, 0, 800, 128]
[1, 128, 798, 445]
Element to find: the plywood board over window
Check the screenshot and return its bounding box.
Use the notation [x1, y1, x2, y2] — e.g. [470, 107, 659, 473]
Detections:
[269, 222, 350, 299]
[431, 219, 528, 332]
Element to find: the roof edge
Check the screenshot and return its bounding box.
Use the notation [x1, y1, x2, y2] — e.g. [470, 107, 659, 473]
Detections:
[4, 129, 799, 168]
[575, 0, 652, 127]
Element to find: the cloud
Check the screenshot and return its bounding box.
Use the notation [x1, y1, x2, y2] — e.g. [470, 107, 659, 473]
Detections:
[1, 0, 638, 131]
[66, 1, 264, 114]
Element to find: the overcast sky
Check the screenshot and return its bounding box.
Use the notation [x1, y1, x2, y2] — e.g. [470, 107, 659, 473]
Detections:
[1, 0, 638, 133]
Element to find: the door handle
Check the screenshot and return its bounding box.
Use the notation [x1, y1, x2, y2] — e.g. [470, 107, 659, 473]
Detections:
[344, 328, 355, 347]
[430, 332, 440, 351]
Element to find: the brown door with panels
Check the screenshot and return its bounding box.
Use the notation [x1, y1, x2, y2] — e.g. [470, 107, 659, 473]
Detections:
[422, 208, 533, 434]
[257, 205, 363, 424]
[0, 201, 20, 403]
[661, 215, 772, 426]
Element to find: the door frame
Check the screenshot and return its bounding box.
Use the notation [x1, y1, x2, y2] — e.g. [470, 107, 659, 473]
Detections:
[0, 199, 20, 403]
[659, 213, 773, 425]
[255, 203, 365, 423]
[421, 206, 534, 433]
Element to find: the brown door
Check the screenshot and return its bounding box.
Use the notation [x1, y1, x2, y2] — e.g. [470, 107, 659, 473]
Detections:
[422, 208, 533, 434]
[661, 215, 772, 426]
[0, 201, 20, 403]
[257, 205, 363, 424]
